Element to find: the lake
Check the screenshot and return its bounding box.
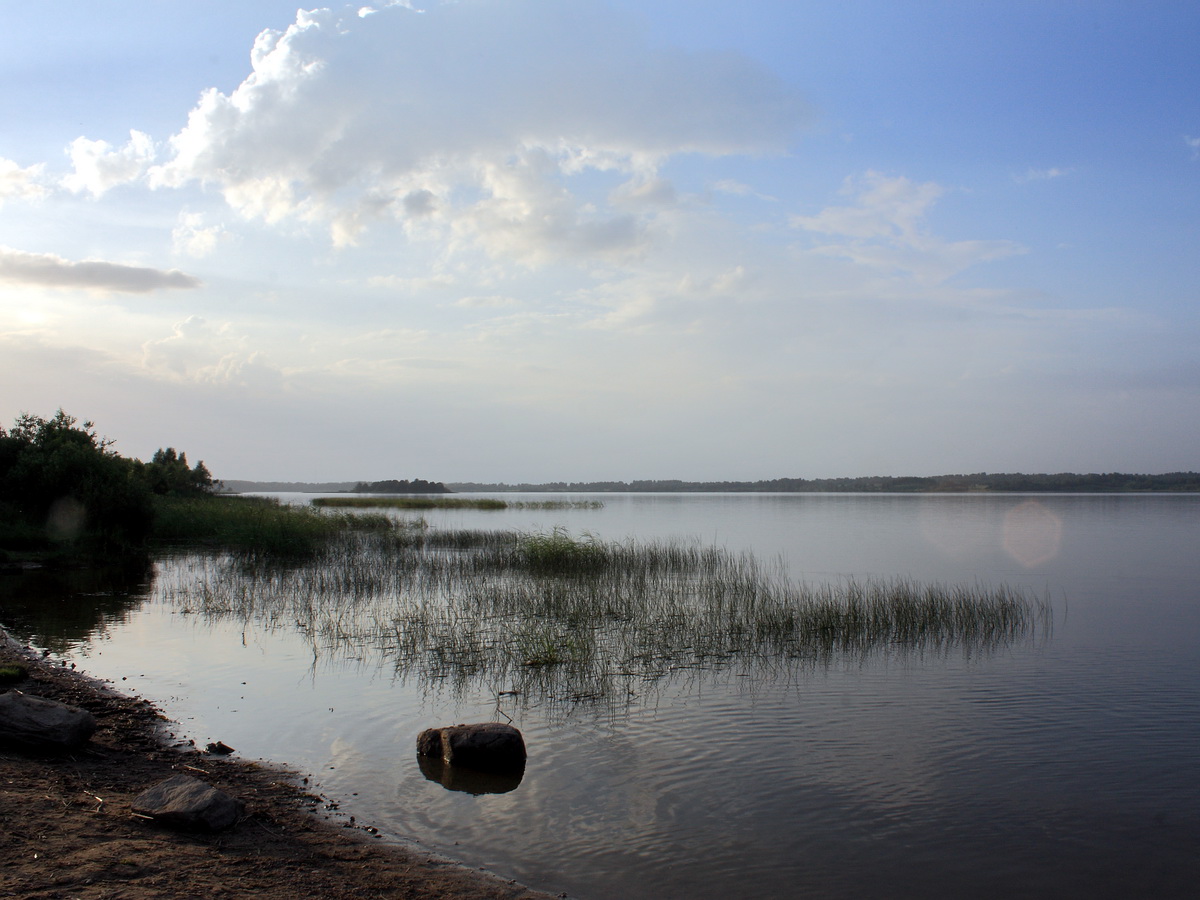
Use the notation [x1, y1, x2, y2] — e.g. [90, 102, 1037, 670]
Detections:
[3, 492, 1199, 898]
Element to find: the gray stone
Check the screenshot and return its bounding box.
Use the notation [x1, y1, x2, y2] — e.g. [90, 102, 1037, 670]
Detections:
[416, 722, 526, 774]
[132, 774, 245, 832]
[417, 753, 524, 794]
[0, 691, 97, 752]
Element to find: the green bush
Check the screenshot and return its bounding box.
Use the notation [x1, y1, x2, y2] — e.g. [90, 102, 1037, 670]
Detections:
[0, 410, 153, 554]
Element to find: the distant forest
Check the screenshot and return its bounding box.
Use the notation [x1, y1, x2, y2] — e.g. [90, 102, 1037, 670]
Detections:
[224, 472, 1200, 495]
[351, 479, 450, 494]
[448, 472, 1200, 493]
[222, 479, 450, 494]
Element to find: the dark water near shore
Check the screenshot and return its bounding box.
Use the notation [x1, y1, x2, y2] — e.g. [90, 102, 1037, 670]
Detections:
[3, 493, 1199, 898]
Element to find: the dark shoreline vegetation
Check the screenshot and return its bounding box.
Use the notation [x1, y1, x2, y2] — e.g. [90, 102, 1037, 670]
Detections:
[313, 496, 604, 511]
[449, 471, 1200, 493]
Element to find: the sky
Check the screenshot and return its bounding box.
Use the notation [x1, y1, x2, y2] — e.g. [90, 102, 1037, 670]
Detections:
[2, 0, 1198, 483]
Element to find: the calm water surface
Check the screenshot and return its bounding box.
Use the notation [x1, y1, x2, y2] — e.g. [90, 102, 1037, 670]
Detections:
[3, 493, 1199, 899]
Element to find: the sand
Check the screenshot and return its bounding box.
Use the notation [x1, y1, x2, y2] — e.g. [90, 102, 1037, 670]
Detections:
[0, 629, 563, 900]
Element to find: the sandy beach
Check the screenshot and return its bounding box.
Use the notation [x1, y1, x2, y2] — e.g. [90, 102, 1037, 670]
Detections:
[0, 629, 561, 900]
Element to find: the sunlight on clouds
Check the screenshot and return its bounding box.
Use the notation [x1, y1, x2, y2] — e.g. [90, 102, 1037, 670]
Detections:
[453, 294, 520, 309]
[140, 316, 282, 388]
[63, 130, 156, 196]
[172, 212, 229, 259]
[0, 246, 200, 294]
[0, 158, 47, 204]
[367, 273, 458, 292]
[120, 1, 805, 266]
[791, 171, 1024, 285]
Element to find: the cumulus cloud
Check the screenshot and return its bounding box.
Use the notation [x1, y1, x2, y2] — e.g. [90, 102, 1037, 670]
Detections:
[790, 172, 1024, 284]
[141, 315, 281, 387]
[0, 246, 201, 294]
[172, 212, 229, 258]
[86, 0, 806, 264]
[0, 158, 47, 204]
[1188, 136, 1200, 159]
[63, 130, 156, 196]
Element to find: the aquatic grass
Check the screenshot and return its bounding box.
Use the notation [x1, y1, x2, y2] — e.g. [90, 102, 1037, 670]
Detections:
[151, 528, 1049, 705]
[311, 497, 603, 511]
[150, 495, 398, 558]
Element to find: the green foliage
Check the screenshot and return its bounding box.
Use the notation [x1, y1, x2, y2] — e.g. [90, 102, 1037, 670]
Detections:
[315, 496, 507, 510]
[451, 471, 1200, 493]
[0, 410, 220, 559]
[517, 528, 609, 575]
[151, 495, 396, 558]
[351, 478, 450, 494]
[0, 410, 153, 554]
[142, 447, 216, 497]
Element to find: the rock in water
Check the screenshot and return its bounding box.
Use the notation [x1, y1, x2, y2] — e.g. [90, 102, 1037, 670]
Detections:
[416, 722, 526, 774]
[132, 774, 245, 832]
[0, 691, 97, 752]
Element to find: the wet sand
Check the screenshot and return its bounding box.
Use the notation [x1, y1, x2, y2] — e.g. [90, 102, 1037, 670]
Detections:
[1, 629, 563, 900]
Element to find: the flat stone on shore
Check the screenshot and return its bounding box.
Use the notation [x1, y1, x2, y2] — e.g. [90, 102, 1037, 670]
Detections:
[0, 689, 97, 752]
[132, 773, 245, 832]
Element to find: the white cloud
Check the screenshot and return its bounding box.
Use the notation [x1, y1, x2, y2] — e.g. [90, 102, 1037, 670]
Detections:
[367, 272, 458, 292]
[711, 179, 778, 202]
[453, 294, 519, 308]
[0, 158, 47, 205]
[1014, 166, 1072, 184]
[0, 246, 201, 294]
[63, 130, 156, 196]
[1187, 136, 1200, 159]
[110, 1, 805, 264]
[172, 212, 229, 258]
[140, 316, 281, 388]
[790, 171, 1024, 284]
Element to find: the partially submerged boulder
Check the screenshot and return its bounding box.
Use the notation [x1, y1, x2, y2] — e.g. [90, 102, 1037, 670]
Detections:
[132, 774, 245, 832]
[416, 722, 526, 774]
[0, 691, 96, 752]
[417, 752, 524, 795]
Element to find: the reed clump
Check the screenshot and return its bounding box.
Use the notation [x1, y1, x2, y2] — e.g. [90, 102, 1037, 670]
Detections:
[153, 528, 1048, 704]
[311, 497, 603, 511]
[151, 495, 395, 558]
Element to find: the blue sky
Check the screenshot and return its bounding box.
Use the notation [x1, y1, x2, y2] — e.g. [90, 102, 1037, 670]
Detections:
[2, 0, 1198, 482]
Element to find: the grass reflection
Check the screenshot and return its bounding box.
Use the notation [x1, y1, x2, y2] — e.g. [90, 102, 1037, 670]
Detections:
[153, 528, 1048, 706]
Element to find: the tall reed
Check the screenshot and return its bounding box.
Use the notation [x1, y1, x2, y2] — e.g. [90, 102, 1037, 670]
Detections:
[153, 528, 1048, 705]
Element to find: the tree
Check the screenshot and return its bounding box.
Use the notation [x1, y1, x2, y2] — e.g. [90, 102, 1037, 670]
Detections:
[0, 410, 153, 552]
[142, 447, 217, 497]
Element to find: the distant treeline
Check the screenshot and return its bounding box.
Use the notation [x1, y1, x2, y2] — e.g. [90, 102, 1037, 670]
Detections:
[448, 472, 1200, 494]
[351, 478, 450, 494]
[222, 480, 357, 494]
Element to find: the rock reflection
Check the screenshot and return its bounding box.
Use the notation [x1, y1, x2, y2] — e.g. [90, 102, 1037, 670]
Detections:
[417, 754, 525, 795]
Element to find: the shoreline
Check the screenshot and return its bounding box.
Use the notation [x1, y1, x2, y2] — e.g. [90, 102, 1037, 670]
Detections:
[0, 627, 562, 900]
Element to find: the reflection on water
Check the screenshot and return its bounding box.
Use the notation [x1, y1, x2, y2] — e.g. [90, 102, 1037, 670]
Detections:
[2, 494, 1199, 899]
[0, 557, 152, 652]
[143, 533, 1045, 717]
[1002, 500, 1064, 567]
[418, 754, 525, 795]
